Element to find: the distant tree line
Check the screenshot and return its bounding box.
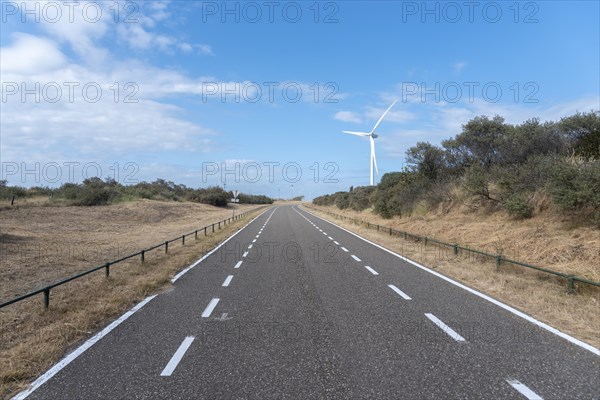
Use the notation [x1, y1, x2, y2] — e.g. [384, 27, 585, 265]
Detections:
[0, 178, 273, 207]
[314, 111, 600, 225]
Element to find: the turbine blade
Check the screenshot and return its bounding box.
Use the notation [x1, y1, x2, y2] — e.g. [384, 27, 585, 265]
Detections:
[371, 137, 378, 175]
[342, 131, 370, 137]
[370, 99, 399, 134]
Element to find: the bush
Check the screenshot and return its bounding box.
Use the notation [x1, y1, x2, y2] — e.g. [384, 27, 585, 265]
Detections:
[502, 194, 533, 219]
[548, 159, 600, 224]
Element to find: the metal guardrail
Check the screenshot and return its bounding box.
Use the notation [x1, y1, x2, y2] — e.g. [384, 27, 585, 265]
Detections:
[0, 206, 268, 310]
[305, 205, 600, 293]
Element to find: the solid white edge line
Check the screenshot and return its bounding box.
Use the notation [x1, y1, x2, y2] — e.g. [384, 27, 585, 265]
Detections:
[222, 275, 233, 287]
[172, 207, 272, 283]
[341, 247, 349, 252]
[234, 261, 243, 269]
[425, 313, 465, 342]
[160, 336, 195, 377]
[365, 266, 379, 275]
[202, 298, 220, 318]
[388, 284, 412, 300]
[351, 255, 361, 262]
[12, 295, 157, 400]
[506, 379, 544, 399]
[298, 206, 600, 355]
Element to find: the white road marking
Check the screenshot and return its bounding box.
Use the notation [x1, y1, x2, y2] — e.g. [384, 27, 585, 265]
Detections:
[323, 232, 327, 235]
[215, 313, 232, 321]
[252, 239, 257, 243]
[341, 247, 349, 252]
[243, 251, 249, 257]
[388, 284, 411, 300]
[351, 255, 361, 262]
[222, 275, 233, 287]
[328, 236, 333, 240]
[234, 261, 243, 269]
[202, 298, 220, 318]
[333, 241, 340, 245]
[365, 266, 379, 275]
[506, 380, 543, 399]
[425, 313, 465, 341]
[160, 336, 195, 377]
[172, 208, 271, 283]
[255, 235, 260, 238]
[12, 295, 157, 400]
[248, 244, 253, 249]
[297, 206, 600, 356]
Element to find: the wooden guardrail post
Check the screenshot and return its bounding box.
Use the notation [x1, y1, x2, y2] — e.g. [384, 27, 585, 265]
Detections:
[43, 289, 50, 310]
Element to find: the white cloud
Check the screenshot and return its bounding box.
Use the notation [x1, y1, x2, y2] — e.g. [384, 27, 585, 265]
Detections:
[334, 111, 362, 123]
[0, 33, 67, 74]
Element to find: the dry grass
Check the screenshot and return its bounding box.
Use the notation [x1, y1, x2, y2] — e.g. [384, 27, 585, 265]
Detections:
[0, 200, 266, 399]
[304, 204, 600, 349]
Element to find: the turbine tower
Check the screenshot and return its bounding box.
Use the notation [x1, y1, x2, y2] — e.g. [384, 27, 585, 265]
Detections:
[341, 99, 398, 186]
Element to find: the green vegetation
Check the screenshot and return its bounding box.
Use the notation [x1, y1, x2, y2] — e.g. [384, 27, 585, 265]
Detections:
[0, 178, 273, 207]
[314, 111, 600, 226]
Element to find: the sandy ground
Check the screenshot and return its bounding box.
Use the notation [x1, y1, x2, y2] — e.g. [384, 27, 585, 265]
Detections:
[0, 199, 256, 301]
[0, 200, 266, 398]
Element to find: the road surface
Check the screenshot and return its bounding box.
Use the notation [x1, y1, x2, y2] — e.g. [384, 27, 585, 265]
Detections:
[16, 205, 600, 399]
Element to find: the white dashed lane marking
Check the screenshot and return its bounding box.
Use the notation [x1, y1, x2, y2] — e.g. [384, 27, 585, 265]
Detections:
[365, 266, 379, 275]
[425, 313, 465, 342]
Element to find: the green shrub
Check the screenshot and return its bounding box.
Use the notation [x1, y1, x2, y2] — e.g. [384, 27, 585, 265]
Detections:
[502, 194, 533, 219]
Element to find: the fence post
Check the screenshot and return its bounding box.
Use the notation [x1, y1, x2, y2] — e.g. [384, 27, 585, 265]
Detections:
[105, 262, 110, 278]
[404, 232, 408, 240]
[212, 224, 215, 233]
[567, 275, 575, 294]
[141, 250, 145, 263]
[453, 244, 458, 255]
[377, 224, 380, 232]
[195, 230, 198, 240]
[205, 227, 208, 236]
[218, 221, 221, 229]
[424, 237, 428, 247]
[389, 227, 392, 236]
[43, 289, 50, 310]
[165, 241, 169, 253]
[495, 255, 502, 270]
[182, 235, 185, 245]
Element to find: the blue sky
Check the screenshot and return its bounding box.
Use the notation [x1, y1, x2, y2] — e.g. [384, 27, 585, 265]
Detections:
[1, 0, 599, 199]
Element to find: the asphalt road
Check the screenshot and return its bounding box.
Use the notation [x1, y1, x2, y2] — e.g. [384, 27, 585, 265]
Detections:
[17, 205, 600, 399]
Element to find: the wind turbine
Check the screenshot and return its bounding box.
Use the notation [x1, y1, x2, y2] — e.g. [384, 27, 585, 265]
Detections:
[341, 99, 398, 186]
